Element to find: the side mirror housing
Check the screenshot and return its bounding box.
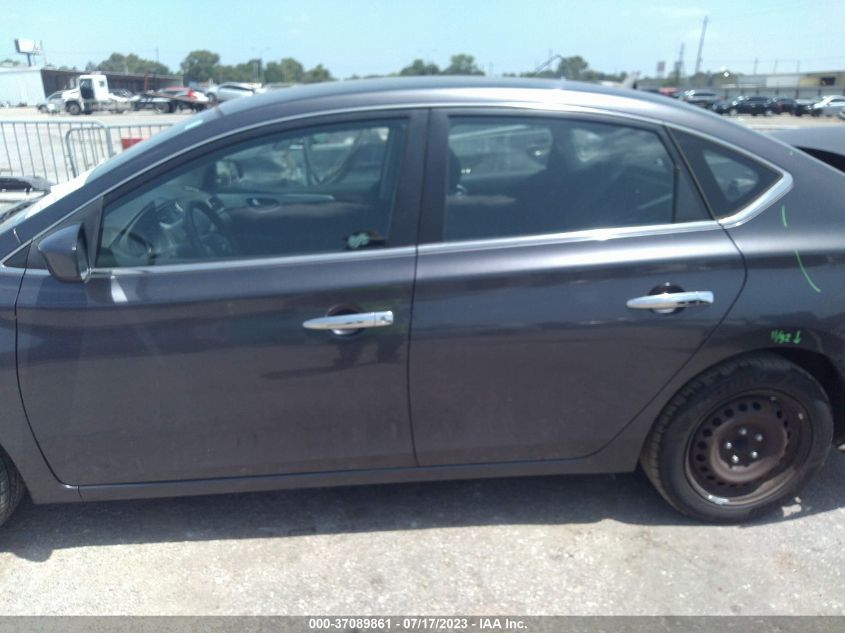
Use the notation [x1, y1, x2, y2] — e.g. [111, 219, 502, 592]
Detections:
[37, 223, 90, 283]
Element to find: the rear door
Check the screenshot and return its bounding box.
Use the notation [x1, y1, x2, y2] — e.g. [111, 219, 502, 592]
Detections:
[17, 111, 426, 485]
[409, 109, 747, 465]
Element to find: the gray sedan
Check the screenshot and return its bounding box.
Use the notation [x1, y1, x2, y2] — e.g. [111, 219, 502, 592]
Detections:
[0, 77, 842, 526]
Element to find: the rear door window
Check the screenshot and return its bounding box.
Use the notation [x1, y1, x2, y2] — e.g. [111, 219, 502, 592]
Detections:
[442, 116, 709, 242]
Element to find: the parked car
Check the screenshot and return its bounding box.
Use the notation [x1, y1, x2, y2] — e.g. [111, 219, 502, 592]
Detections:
[206, 82, 266, 103]
[793, 99, 819, 116]
[711, 96, 775, 116]
[36, 91, 65, 114]
[678, 89, 721, 108]
[131, 88, 208, 113]
[130, 92, 173, 113]
[809, 95, 845, 117]
[768, 97, 797, 115]
[0, 77, 842, 526]
[162, 87, 209, 111]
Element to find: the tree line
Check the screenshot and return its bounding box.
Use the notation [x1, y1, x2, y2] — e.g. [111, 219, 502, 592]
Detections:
[80, 50, 626, 84]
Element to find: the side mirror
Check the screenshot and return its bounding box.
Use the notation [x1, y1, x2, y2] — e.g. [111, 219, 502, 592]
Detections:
[37, 223, 90, 283]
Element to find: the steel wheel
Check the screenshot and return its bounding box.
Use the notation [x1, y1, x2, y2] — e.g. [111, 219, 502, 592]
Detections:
[686, 392, 811, 507]
[641, 354, 833, 522]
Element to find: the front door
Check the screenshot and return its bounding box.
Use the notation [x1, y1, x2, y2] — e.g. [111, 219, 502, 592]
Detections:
[17, 112, 426, 485]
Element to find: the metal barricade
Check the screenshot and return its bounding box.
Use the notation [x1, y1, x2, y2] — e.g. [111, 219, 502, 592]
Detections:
[0, 119, 106, 183]
[64, 126, 110, 178]
[1, 119, 173, 183]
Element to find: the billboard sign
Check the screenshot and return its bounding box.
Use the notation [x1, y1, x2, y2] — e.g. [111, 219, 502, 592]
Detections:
[14, 39, 41, 54]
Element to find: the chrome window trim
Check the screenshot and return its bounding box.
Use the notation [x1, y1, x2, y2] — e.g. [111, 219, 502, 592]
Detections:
[88, 245, 417, 277]
[418, 221, 721, 255]
[2, 96, 792, 269]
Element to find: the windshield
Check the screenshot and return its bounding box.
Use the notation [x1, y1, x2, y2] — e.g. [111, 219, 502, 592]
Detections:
[88, 108, 222, 180]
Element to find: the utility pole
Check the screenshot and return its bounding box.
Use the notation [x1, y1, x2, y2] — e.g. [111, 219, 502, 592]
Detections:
[694, 16, 709, 76]
[674, 42, 685, 84]
[753, 58, 758, 75]
[773, 59, 779, 74]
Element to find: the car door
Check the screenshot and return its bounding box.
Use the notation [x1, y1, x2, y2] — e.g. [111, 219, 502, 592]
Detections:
[16, 111, 426, 486]
[409, 109, 747, 465]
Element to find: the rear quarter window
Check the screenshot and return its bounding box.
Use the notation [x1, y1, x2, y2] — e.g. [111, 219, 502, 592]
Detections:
[671, 130, 780, 219]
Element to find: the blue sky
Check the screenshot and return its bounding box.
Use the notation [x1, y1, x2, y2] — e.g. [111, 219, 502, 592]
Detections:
[1, 0, 842, 77]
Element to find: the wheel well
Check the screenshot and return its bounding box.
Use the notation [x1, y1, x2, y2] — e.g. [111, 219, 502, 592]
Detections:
[765, 347, 845, 445]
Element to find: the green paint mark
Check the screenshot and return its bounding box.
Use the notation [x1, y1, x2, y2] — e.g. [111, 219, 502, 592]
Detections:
[781, 205, 788, 228]
[794, 250, 822, 293]
[771, 329, 802, 345]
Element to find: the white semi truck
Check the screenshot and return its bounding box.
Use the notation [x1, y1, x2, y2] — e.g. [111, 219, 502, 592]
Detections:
[59, 74, 130, 115]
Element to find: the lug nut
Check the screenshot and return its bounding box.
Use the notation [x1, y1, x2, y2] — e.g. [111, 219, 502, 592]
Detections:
[725, 441, 733, 450]
[750, 451, 759, 460]
[731, 454, 740, 464]
[755, 433, 764, 442]
[739, 427, 748, 436]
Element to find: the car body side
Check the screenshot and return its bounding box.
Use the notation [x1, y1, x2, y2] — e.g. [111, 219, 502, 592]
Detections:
[1, 78, 844, 504]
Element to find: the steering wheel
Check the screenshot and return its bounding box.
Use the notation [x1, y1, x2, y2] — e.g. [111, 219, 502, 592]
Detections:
[184, 200, 237, 259]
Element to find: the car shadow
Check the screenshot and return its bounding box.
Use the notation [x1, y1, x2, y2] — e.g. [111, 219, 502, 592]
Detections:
[2, 450, 843, 561]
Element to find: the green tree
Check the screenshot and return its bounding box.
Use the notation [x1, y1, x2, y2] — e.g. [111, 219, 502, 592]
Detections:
[264, 57, 304, 83]
[443, 54, 484, 76]
[92, 53, 170, 75]
[399, 59, 441, 76]
[181, 50, 220, 83]
[301, 64, 333, 83]
[555, 55, 589, 80]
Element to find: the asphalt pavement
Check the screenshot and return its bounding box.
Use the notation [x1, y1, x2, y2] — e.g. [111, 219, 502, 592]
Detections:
[0, 449, 842, 614]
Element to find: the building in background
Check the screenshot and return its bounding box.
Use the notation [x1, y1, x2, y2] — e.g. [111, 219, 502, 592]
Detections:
[0, 67, 44, 105]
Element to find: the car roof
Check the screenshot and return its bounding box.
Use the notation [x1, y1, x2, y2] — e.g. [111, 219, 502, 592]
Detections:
[98, 76, 797, 185]
[217, 76, 713, 122]
[213, 76, 776, 146]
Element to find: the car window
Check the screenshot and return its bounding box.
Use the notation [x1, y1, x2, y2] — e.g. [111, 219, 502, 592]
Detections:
[671, 130, 780, 219]
[96, 119, 408, 268]
[442, 116, 709, 242]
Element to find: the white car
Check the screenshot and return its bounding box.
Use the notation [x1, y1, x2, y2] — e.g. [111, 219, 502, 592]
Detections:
[206, 82, 266, 103]
[811, 95, 845, 117]
[36, 91, 65, 114]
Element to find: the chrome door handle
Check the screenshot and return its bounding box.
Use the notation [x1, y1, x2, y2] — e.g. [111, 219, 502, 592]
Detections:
[303, 310, 394, 331]
[626, 291, 714, 311]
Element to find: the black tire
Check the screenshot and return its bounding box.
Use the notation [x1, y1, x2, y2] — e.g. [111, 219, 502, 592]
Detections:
[641, 354, 833, 522]
[207, 92, 218, 105]
[729, 107, 738, 116]
[66, 101, 81, 116]
[0, 448, 24, 527]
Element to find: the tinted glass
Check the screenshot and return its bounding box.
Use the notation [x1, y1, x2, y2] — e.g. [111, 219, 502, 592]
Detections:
[97, 120, 407, 267]
[443, 116, 709, 242]
[672, 130, 780, 219]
